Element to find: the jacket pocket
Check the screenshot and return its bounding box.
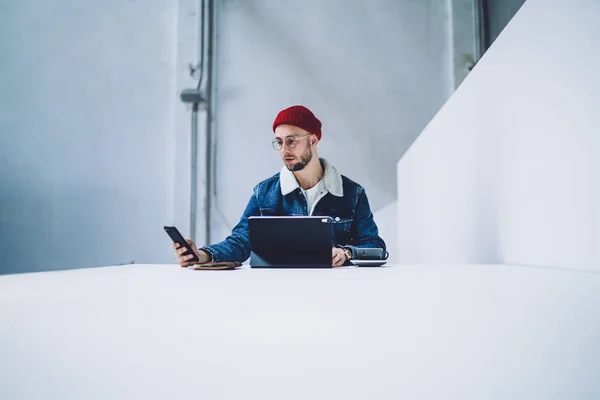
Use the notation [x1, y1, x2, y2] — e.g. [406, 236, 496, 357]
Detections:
[331, 217, 353, 245]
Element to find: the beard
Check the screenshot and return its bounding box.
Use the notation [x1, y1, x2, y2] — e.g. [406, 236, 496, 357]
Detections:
[285, 145, 313, 171]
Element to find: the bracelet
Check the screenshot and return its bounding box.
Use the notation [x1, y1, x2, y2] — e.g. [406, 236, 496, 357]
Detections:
[344, 248, 353, 261]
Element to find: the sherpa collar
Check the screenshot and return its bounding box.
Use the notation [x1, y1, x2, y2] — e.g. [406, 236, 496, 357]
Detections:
[279, 158, 343, 197]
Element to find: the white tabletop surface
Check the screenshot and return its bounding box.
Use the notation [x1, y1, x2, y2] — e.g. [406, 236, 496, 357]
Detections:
[1, 264, 599, 399]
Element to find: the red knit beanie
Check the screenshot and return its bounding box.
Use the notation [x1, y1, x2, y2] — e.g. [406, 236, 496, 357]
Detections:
[272, 105, 322, 140]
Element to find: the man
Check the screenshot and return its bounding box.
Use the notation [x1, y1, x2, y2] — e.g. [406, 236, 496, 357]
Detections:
[174, 105, 385, 267]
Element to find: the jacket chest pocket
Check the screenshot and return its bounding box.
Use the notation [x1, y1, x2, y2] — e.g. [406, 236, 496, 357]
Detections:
[331, 217, 353, 244]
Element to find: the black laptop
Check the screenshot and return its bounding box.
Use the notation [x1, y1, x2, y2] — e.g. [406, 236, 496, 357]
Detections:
[248, 216, 333, 268]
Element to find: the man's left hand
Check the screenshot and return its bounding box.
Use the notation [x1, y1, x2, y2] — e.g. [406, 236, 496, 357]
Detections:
[332, 247, 349, 267]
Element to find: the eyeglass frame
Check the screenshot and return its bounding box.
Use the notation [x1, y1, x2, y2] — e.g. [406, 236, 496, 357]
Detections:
[271, 133, 313, 150]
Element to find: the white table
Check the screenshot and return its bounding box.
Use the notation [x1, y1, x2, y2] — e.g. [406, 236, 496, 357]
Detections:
[1, 264, 599, 399]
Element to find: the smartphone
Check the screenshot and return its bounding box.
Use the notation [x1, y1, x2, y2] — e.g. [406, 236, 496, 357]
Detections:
[163, 226, 200, 263]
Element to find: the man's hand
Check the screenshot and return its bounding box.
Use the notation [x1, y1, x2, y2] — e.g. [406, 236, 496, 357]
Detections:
[332, 247, 349, 267]
[173, 239, 210, 267]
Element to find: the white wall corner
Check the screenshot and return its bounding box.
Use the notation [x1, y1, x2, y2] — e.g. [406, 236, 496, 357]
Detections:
[374, 201, 399, 264]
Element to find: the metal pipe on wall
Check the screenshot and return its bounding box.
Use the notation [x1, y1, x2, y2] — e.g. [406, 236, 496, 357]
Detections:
[203, 0, 215, 245]
[187, 0, 213, 244]
[190, 103, 199, 241]
[188, 0, 206, 242]
[473, 0, 486, 63]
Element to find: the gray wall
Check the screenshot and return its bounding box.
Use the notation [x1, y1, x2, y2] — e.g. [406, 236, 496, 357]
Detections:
[0, 0, 464, 273]
[0, 0, 182, 273]
[209, 0, 454, 243]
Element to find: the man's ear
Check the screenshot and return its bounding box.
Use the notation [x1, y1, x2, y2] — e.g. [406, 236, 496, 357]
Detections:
[311, 135, 318, 147]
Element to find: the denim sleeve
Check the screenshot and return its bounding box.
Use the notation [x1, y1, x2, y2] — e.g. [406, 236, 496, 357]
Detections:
[343, 187, 387, 259]
[201, 192, 260, 263]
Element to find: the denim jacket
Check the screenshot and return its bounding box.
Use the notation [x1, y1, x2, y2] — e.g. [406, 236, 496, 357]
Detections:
[202, 159, 386, 263]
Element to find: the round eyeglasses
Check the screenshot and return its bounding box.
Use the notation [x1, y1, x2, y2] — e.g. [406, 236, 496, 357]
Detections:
[271, 134, 312, 150]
